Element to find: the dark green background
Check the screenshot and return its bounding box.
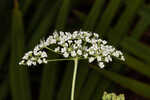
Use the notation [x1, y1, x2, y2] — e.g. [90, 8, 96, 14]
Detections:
[0, 0, 150, 100]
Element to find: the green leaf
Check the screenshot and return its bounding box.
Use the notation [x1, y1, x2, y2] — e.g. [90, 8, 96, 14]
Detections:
[74, 61, 90, 100]
[0, 80, 9, 100]
[29, 0, 61, 48]
[131, 6, 150, 40]
[108, 0, 143, 45]
[22, 0, 32, 13]
[0, 39, 9, 68]
[55, 0, 71, 30]
[40, 0, 71, 100]
[77, 70, 100, 100]
[27, 0, 53, 34]
[125, 54, 150, 78]
[83, 0, 105, 31]
[91, 78, 112, 100]
[121, 37, 150, 65]
[56, 62, 74, 100]
[39, 59, 61, 100]
[96, 68, 150, 99]
[91, 63, 123, 100]
[95, 0, 122, 37]
[9, 5, 31, 100]
[73, 10, 86, 22]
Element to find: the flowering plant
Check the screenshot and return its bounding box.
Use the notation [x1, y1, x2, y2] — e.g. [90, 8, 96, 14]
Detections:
[19, 31, 125, 100]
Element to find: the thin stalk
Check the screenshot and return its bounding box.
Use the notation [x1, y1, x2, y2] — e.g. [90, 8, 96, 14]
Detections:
[71, 57, 78, 100]
[47, 58, 74, 62]
[44, 47, 62, 55]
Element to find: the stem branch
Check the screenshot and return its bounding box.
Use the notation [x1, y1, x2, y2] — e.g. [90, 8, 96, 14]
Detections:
[44, 47, 62, 55]
[47, 58, 74, 62]
[71, 57, 78, 100]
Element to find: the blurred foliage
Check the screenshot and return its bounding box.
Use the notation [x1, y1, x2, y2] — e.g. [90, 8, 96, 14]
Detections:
[0, 0, 150, 100]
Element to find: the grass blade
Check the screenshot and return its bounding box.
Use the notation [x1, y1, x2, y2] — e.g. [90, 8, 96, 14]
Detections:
[22, 0, 32, 13]
[27, 0, 52, 34]
[73, 10, 86, 22]
[95, 0, 122, 37]
[93, 68, 150, 99]
[131, 6, 150, 40]
[121, 37, 150, 64]
[0, 39, 9, 68]
[74, 61, 89, 100]
[83, 0, 105, 31]
[125, 54, 150, 78]
[39, 54, 61, 100]
[77, 70, 100, 100]
[108, 0, 143, 45]
[55, 0, 71, 30]
[9, 3, 31, 100]
[40, 0, 71, 100]
[29, 0, 61, 48]
[0, 80, 9, 100]
[56, 62, 74, 100]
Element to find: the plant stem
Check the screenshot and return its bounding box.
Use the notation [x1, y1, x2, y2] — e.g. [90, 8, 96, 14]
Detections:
[71, 57, 78, 100]
[44, 47, 62, 55]
[47, 58, 74, 62]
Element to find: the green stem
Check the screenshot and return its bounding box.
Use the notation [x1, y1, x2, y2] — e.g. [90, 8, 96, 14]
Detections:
[47, 58, 74, 62]
[44, 47, 62, 55]
[71, 57, 78, 100]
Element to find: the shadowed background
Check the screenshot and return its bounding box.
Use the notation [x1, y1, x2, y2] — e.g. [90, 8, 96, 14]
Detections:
[0, 0, 150, 100]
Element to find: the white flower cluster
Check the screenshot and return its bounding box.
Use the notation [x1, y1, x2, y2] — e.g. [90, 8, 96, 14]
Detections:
[19, 31, 125, 68]
[19, 41, 48, 66]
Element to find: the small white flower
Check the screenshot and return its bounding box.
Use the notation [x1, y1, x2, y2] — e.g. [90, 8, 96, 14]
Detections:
[112, 51, 119, 57]
[54, 47, 60, 52]
[89, 50, 95, 55]
[77, 50, 82, 55]
[38, 59, 42, 64]
[68, 40, 73, 44]
[31, 57, 36, 61]
[72, 31, 78, 38]
[63, 52, 69, 58]
[61, 47, 66, 53]
[71, 51, 76, 57]
[19, 30, 125, 68]
[98, 62, 104, 68]
[76, 40, 82, 44]
[85, 37, 90, 42]
[64, 43, 69, 47]
[105, 57, 109, 63]
[93, 33, 99, 38]
[19, 60, 25, 65]
[41, 52, 47, 58]
[83, 53, 88, 58]
[121, 56, 125, 61]
[102, 51, 108, 56]
[22, 55, 28, 60]
[89, 57, 95, 63]
[60, 31, 64, 36]
[97, 56, 101, 61]
[91, 38, 97, 43]
[32, 62, 37, 66]
[43, 58, 47, 64]
[73, 44, 78, 49]
[107, 55, 112, 62]
[53, 32, 59, 38]
[102, 40, 107, 44]
[27, 60, 32, 66]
